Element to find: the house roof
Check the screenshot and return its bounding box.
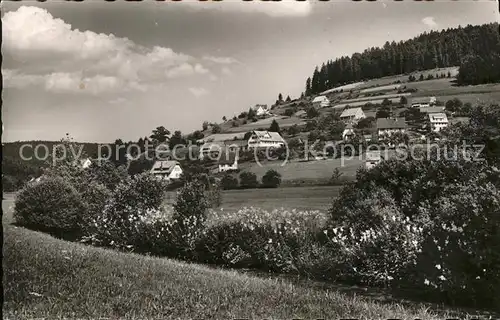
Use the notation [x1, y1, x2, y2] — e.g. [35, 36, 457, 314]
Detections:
[429, 113, 448, 122]
[377, 117, 407, 130]
[218, 151, 238, 165]
[419, 106, 445, 114]
[151, 160, 180, 173]
[252, 104, 268, 111]
[340, 107, 363, 118]
[411, 96, 436, 104]
[312, 95, 328, 103]
[252, 130, 285, 142]
[198, 132, 247, 143]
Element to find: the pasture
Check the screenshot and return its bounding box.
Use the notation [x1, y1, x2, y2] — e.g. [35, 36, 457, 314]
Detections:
[3, 222, 458, 320]
[240, 156, 364, 181]
[218, 186, 342, 212]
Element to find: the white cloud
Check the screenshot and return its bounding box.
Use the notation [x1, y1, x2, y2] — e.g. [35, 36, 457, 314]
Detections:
[221, 67, 232, 76]
[203, 56, 239, 64]
[178, 0, 312, 17]
[189, 87, 209, 97]
[209, 74, 219, 82]
[2, 6, 212, 94]
[422, 16, 438, 29]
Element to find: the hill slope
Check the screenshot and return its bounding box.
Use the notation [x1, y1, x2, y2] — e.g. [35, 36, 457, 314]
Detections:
[4, 224, 450, 319]
[305, 23, 500, 95]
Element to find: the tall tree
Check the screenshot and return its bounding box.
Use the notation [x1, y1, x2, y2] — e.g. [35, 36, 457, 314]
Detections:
[269, 120, 281, 133]
[278, 93, 283, 102]
[150, 126, 170, 144]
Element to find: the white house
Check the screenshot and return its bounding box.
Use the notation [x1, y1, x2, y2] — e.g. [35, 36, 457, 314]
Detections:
[150, 160, 183, 182]
[365, 150, 384, 170]
[218, 152, 238, 172]
[342, 124, 355, 141]
[419, 106, 445, 114]
[252, 104, 270, 116]
[312, 95, 330, 108]
[247, 130, 285, 149]
[428, 112, 449, 132]
[376, 118, 407, 139]
[411, 96, 437, 108]
[340, 107, 366, 124]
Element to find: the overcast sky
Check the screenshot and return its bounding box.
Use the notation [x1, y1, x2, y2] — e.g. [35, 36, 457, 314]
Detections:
[2, 0, 499, 142]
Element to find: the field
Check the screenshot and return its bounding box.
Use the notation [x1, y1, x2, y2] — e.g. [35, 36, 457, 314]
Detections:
[3, 196, 464, 320]
[240, 156, 364, 181]
[219, 186, 341, 211]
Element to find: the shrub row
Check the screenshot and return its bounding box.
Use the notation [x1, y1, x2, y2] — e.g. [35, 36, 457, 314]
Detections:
[220, 170, 282, 190]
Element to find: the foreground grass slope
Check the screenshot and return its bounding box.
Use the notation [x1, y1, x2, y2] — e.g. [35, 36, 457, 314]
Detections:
[4, 225, 446, 320]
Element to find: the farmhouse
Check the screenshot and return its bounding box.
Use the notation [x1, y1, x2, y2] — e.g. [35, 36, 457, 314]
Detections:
[312, 95, 330, 108]
[428, 112, 449, 132]
[150, 160, 183, 182]
[411, 96, 437, 108]
[377, 117, 407, 138]
[340, 107, 366, 124]
[252, 104, 270, 116]
[247, 130, 285, 149]
[342, 124, 355, 141]
[419, 106, 445, 114]
[218, 151, 239, 173]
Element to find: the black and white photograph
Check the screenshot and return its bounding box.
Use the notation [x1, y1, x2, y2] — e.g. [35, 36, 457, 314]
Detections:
[2, 0, 500, 318]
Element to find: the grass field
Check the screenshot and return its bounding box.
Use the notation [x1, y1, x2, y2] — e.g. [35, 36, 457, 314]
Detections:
[219, 185, 342, 211]
[4, 222, 461, 320]
[240, 157, 364, 181]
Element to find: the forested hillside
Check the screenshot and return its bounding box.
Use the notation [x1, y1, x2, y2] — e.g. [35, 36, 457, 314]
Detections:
[305, 23, 500, 95]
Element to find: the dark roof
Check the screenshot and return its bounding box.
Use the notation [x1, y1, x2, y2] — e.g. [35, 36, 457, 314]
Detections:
[377, 117, 407, 130]
[218, 152, 238, 165]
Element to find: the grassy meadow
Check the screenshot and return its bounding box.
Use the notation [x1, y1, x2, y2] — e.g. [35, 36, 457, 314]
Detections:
[4, 195, 495, 319]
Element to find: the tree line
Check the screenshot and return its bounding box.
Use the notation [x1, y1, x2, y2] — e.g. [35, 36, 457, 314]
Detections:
[305, 23, 500, 95]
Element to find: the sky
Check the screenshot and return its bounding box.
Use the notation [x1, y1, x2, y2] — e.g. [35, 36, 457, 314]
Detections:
[2, 0, 499, 143]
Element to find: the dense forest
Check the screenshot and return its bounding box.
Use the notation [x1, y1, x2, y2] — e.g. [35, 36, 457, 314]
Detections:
[305, 23, 500, 95]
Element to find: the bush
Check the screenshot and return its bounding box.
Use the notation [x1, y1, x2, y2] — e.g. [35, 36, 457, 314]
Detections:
[221, 174, 239, 190]
[168, 180, 210, 258]
[196, 208, 327, 272]
[89, 173, 167, 247]
[79, 181, 112, 237]
[239, 171, 259, 189]
[326, 148, 500, 310]
[14, 176, 86, 238]
[261, 170, 282, 188]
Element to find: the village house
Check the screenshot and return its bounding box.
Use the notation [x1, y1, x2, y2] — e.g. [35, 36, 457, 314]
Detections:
[199, 139, 247, 160]
[376, 117, 407, 139]
[252, 104, 270, 117]
[419, 106, 446, 114]
[342, 123, 355, 141]
[150, 160, 183, 182]
[340, 107, 366, 124]
[312, 95, 330, 108]
[410, 96, 437, 108]
[428, 112, 449, 132]
[365, 150, 384, 170]
[247, 130, 285, 149]
[218, 151, 239, 173]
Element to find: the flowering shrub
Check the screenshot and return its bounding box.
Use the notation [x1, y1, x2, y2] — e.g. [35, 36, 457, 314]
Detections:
[197, 208, 327, 272]
[14, 176, 86, 239]
[88, 173, 167, 247]
[327, 147, 500, 310]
